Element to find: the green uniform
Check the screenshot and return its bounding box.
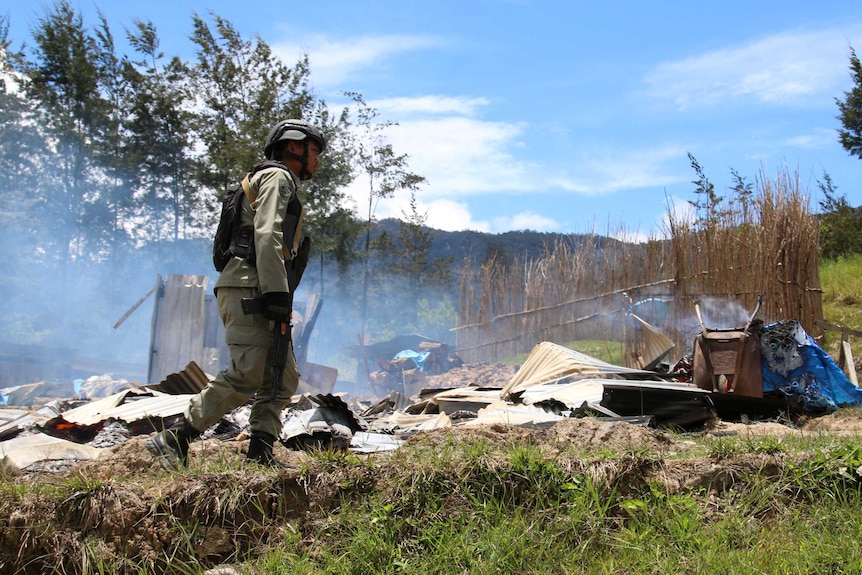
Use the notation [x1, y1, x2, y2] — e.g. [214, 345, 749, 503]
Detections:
[185, 165, 301, 437]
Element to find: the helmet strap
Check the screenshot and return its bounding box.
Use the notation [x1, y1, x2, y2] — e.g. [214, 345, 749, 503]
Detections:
[282, 141, 312, 180]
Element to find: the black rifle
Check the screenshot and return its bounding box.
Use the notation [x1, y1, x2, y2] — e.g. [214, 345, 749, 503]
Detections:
[241, 235, 311, 401]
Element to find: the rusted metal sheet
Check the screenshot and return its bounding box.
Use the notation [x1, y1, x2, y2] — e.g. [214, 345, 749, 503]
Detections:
[147, 361, 210, 395]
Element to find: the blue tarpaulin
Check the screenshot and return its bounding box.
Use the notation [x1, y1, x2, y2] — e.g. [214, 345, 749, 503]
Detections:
[759, 320, 862, 412]
[393, 350, 431, 372]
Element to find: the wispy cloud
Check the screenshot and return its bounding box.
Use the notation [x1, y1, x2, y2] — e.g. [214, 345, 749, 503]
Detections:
[549, 145, 690, 196]
[273, 34, 444, 87]
[644, 26, 862, 109]
[783, 127, 837, 149]
[372, 95, 491, 117]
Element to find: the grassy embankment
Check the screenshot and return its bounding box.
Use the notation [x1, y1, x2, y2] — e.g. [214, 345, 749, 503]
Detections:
[4, 422, 862, 574]
[820, 253, 862, 364]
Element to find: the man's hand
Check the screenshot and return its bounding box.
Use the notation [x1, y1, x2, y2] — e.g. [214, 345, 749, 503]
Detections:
[262, 292, 292, 322]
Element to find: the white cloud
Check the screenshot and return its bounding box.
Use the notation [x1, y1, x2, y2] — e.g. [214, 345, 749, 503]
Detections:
[644, 26, 862, 109]
[549, 145, 690, 196]
[494, 211, 561, 233]
[273, 34, 443, 87]
[425, 199, 491, 232]
[372, 95, 490, 117]
[379, 116, 532, 196]
[355, 192, 491, 233]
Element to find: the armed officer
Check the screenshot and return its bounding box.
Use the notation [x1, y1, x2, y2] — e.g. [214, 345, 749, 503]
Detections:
[146, 119, 325, 469]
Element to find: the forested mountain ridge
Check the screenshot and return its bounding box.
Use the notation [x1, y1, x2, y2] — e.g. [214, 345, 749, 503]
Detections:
[370, 218, 626, 270]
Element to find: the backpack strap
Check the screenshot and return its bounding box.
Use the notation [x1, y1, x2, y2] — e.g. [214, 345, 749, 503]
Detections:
[240, 173, 255, 203]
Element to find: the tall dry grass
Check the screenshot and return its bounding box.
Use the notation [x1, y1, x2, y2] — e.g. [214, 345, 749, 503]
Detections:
[455, 167, 822, 364]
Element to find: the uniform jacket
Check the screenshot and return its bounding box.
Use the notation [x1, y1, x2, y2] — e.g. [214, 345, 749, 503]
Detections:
[214, 163, 301, 295]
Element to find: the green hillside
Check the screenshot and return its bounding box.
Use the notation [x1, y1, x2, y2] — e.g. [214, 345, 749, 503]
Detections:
[820, 253, 862, 366]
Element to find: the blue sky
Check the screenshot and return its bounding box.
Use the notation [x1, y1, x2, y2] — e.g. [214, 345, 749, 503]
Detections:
[6, 1, 862, 240]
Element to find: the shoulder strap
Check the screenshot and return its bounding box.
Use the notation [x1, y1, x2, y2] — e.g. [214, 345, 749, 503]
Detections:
[240, 174, 255, 204]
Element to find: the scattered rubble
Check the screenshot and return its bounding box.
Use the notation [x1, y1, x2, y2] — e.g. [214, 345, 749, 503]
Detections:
[2, 317, 860, 475]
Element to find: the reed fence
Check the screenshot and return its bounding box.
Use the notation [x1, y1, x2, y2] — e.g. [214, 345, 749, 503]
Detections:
[454, 169, 822, 364]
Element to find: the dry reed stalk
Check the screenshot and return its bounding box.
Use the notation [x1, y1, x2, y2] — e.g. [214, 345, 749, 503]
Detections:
[456, 166, 822, 363]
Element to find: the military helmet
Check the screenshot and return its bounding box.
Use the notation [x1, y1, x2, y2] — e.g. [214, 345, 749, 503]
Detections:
[263, 119, 326, 159]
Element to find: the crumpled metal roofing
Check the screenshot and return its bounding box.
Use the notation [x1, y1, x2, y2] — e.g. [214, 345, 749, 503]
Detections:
[54, 389, 193, 427]
[502, 341, 661, 398]
[0, 433, 103, 471]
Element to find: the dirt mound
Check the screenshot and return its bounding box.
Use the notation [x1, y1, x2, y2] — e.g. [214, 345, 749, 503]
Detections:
[401, 417, 672, 458]
[423, 362, 519, 389]
[799, 406, 862, 433]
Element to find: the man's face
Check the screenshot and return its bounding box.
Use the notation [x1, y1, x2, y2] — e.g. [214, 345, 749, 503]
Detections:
[305, 141, 322, 176]
[286, 140, 321, 177]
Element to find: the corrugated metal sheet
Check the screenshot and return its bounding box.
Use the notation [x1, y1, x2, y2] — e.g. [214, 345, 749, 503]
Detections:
[147, 361, 210, 395]
[502, 341, 661, 398]
[58, 391, 193, 426]
[0, 404, 61, 438]
[0, 433, 104, 470]
[462, 405, 563, 428]
[520, 379, 606, 407]
[629, 313, 676, 369]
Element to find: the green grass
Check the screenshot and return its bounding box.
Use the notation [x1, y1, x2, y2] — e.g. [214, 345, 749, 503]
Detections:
[8, 428, 862, 574]
[506, 340, 625, 366]
[820, 253, 862, 361]
[239, 431, 862, 575]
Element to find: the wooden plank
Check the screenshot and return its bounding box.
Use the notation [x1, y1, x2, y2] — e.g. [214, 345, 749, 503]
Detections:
[842, 340, 859, 387]
[815, 319, 862, 339]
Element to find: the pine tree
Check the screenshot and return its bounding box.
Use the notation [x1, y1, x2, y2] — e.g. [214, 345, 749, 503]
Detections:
[836, 46, 862, 160]
[189, 12, 311, 193]
[24, 0, 114, 263]
[123, 19, 197, 246]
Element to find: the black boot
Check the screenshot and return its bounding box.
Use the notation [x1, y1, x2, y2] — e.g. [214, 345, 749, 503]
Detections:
[247, 431, 283, 467]
[145, 416, 201, 471]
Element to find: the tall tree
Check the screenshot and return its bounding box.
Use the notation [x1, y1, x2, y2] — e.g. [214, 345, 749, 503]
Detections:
[189, 12, 312, 195]
[123, 19, 196, 246]
[817, 172, 862, 259]
[836, 46, 862, 160]
[0, 16, 40, 212]
[24, 0, 113, 264]
[87, 10, 133, 258]
[0, 16, 44, 342]
[344, 91, 426, 341]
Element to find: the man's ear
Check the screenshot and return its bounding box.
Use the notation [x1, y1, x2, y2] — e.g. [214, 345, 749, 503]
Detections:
[286, 140, 304, 155]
